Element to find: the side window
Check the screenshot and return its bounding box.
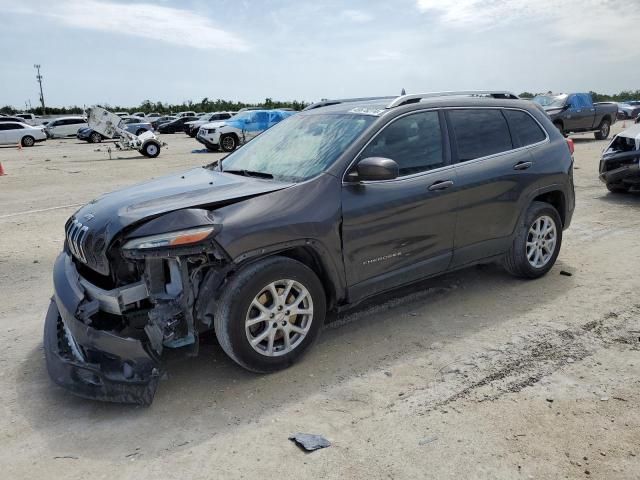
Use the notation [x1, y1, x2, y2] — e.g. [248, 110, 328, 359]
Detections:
[566, 94, 577, 109]
[448, 109, 513, 162]
[0, 124, 13, 130]
[359, 111, 445, 176]
[503, 110, 546, 147]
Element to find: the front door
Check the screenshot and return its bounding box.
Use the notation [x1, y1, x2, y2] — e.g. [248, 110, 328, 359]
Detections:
[341, 110, 458, 301]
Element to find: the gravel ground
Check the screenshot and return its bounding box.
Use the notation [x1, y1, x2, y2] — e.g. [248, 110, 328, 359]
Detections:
[0, 128, 638, 479]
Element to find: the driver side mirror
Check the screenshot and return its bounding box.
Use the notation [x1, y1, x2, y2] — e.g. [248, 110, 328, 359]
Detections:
[347, 157, 399, 182]
[563, 103, 572, 111]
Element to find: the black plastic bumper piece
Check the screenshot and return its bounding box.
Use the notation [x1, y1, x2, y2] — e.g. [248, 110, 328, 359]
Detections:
[44, 253, 161, 406]
[44, 300, 161, 406]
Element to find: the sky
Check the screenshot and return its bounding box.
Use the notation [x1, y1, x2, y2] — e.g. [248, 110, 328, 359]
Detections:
[0, 0, 639, 108]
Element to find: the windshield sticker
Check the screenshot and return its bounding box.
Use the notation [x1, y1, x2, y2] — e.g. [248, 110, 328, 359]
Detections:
[348, 107, 385, 116]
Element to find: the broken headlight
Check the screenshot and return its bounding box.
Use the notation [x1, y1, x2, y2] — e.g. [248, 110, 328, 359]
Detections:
[123, 226, 215, 250]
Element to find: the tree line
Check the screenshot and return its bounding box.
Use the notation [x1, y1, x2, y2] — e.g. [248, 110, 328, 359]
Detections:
[0, 97, 310, 116]
[518, 90, 640, 102]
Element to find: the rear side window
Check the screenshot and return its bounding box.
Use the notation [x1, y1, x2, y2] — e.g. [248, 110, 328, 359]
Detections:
[503, 110, 546, 147]
[448, 109, 512, 162]
[360, 110, 445, 176]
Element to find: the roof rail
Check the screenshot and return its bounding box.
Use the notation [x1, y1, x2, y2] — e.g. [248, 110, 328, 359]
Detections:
[303, 96, 396, 111]
[386, 91, 519, 109]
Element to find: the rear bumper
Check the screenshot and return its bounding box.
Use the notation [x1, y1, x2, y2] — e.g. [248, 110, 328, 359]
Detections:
[43, 253, 161, 405]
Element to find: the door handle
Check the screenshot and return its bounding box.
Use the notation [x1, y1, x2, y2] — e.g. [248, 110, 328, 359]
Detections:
[428, 180, 454, 191]
[513, 161, 533, 171]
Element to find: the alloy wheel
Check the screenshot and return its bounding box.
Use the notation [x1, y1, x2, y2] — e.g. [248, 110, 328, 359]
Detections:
[245, 279, 313, 357]
[526, 215, 557, 268]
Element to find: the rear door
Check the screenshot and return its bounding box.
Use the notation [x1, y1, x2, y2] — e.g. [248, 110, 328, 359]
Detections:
[341, 110, 458, 300]
[447, 108, 546, 267]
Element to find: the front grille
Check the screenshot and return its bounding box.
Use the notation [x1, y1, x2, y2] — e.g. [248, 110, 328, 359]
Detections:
[66, 218, 90, 264]
[66, 217, 110, 275]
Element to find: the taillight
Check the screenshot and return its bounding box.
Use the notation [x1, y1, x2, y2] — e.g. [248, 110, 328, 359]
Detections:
[566, 138, 575, 155]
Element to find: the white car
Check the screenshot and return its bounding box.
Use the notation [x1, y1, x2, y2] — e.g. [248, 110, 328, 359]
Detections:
[196, 109, 294, 152]
[176, 111, 197, 118]
[45, 116, 88, 138]
[0, 121, 47, 147]
[15, 113, 43, 126]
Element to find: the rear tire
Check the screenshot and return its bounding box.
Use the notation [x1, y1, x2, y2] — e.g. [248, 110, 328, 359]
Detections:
[594, 119, 611, 140]
[214, 256, 326, 373]
[21, 136, 35, 147]
[606, 182, 629, 194]
[140, 140, 161, 158]
[503, 201, 563, 279]
[89, 132, 102, 143]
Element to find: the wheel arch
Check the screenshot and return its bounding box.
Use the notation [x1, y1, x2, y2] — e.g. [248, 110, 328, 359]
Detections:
[232, 241, 345, 311]
[531, 189, 566, 227]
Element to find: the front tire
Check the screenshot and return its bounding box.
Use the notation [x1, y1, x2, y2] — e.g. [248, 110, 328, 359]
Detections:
[503, 201, 563, 279]
[220, 134, 237, 152]
[21, 136, 35, 147]
[214, 256, 326, 373]
[89, 132, 102, 143]
[594, 119, 611, 140]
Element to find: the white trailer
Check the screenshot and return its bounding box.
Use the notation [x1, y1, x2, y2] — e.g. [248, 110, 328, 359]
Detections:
[87, 107, 163, 158]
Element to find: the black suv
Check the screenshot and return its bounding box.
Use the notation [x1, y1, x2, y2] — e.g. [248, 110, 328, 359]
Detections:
[44, 91, 575, 405]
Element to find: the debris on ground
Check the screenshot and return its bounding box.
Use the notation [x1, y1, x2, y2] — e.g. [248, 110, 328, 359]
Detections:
[560, 270, 573, 276]
[419, 436, 438, 446]
[288, 433, 331, 452]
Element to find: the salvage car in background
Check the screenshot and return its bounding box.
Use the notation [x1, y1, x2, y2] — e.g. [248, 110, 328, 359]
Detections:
[43, 91, 575, 405]
[617, 101, 640, 120]
[184, 111, 234, 137]
[533, 93, 617, 139]
[197, 109, 294, 151]
[45, 116, 88, 138]
[599, 124, 640, 193]
[0, 121, 47, 146]
[150, 115, 177, 130]
[157, 115, 198, 134]
[77, 117, 153, 143]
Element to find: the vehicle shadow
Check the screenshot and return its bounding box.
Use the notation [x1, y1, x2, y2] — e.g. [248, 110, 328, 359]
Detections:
[15, 262, 573, 460]
[596, 189, 640, 206]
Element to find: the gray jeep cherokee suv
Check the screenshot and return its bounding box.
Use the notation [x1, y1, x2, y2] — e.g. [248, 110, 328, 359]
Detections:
[44, 91, 575, 405]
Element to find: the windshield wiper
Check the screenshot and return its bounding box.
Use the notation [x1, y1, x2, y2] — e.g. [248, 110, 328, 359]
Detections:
[223, 169, 273, 179]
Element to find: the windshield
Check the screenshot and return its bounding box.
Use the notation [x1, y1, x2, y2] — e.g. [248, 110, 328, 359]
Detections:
[533, 94, 567, 108]
[220, 113, 375, 181]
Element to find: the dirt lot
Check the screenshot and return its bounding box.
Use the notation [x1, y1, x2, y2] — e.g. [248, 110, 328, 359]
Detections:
[0, 128, 638, 479]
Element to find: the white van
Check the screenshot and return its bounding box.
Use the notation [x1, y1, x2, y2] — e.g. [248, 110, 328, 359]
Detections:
[45, 117, 88, 138]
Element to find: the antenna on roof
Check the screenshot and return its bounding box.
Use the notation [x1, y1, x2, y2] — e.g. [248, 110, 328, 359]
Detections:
[401, 88, 406, 95]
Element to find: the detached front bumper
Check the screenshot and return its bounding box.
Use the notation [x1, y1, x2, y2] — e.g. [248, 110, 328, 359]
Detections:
[44, 253, 161, 406]
[599, 153, 640, 185]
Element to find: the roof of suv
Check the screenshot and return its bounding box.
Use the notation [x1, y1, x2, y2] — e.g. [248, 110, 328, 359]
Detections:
[302, 95, 536, 117]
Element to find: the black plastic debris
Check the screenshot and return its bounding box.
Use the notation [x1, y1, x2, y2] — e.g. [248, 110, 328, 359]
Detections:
[289, 433, 331, 452]
[560, 270, 573, 277]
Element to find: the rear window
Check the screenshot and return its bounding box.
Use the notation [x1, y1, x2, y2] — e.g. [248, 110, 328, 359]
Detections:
[503, 110, 546, 147]
[448, 109, 513, 161]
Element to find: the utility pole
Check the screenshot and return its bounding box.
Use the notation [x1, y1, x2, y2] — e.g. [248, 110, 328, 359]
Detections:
[34, 64, 46, 115]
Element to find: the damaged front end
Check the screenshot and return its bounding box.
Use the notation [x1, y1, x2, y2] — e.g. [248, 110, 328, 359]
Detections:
[44, 209, 230, 406]
[599, 128, 640, 188]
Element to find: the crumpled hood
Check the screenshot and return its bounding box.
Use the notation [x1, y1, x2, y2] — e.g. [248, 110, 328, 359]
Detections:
[70, 167, 293, 249]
